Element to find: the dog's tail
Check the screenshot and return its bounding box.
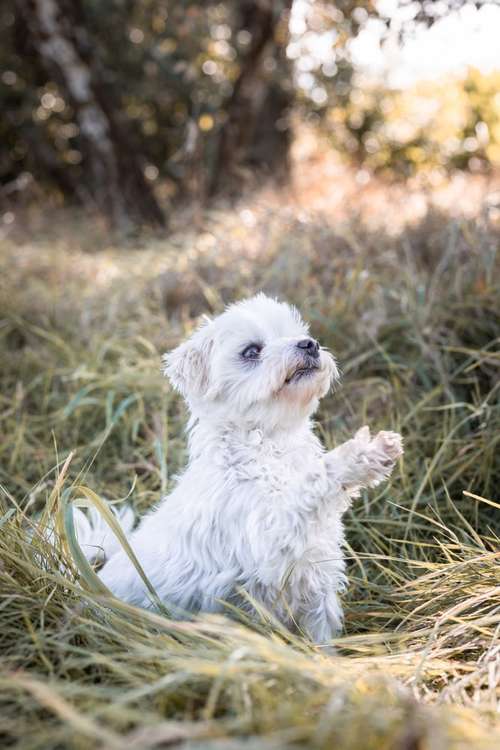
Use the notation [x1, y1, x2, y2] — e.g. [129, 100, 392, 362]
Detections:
[72, 504, 136, 564]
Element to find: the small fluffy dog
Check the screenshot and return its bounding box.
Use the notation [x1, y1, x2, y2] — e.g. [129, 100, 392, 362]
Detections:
[81, 294, 403, 644]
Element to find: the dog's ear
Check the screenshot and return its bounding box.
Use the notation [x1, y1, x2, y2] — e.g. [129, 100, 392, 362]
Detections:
[163, 322, 214, 399]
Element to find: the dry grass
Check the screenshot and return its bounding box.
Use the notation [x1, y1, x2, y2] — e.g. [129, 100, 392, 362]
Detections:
[0, 190, 499, 749]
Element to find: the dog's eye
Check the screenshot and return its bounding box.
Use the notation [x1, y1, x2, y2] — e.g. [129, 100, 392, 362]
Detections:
[241, 343, 262, 360]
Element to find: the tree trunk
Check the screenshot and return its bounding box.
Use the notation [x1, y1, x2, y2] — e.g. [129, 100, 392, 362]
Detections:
[15, 0, 165, 230]
[209, 0, 293, 196]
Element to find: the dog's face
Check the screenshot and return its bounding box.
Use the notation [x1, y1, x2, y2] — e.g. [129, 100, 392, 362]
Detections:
[164, 294, 338, 430]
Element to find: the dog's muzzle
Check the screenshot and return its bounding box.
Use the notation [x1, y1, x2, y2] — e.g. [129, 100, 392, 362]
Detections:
[296, 338, 320, 358]
[285, 339, 321, 384]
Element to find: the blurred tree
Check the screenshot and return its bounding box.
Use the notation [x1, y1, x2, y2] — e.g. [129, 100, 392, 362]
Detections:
[0, 0, 496, 229]
[14, 0, 165, 230]
[209, 0, 293, 195]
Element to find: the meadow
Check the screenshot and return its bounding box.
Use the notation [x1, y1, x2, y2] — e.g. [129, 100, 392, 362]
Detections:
[1, 172, 499, 749]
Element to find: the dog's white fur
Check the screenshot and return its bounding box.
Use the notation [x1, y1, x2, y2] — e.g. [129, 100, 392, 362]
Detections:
[82, 294, 403, 644]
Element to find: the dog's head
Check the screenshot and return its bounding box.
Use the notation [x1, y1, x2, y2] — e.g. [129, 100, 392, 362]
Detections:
[163, 294, 339, 430]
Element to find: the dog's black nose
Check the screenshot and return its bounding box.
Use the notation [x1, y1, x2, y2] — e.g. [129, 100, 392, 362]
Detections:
[297, 338, 320, 358]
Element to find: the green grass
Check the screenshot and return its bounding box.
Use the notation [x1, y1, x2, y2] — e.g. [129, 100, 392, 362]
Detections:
[0, 202, 499, 749]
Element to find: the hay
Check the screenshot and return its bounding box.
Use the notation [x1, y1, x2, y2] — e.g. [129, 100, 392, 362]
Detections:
[1, 203, 499, 749]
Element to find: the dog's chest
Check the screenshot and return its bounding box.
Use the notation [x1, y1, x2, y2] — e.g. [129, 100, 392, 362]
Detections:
[215, 429, 328, 502]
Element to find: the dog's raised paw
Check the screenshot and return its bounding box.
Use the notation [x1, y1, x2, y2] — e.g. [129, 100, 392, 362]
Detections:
[373, 431, 404, 463]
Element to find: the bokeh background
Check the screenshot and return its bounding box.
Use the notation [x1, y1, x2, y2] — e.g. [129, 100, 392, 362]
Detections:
[1, 3, 500, 750]
[1, 0, 500, 231]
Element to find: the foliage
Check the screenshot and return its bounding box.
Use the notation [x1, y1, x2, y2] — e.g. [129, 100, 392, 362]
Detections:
[1, 0, 295, 202]
[1, 193, 499, 747]
[2, 0, 496, 214]
[1, 0, 231, 199]
[320, 68, 500, 177]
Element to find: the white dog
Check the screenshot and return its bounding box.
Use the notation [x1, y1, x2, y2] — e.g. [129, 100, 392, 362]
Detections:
[79, 294, 402, 644]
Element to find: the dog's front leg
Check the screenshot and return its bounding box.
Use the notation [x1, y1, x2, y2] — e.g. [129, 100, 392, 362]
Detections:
[324, 426, 403, 498]
[298, 589, 344, 647]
